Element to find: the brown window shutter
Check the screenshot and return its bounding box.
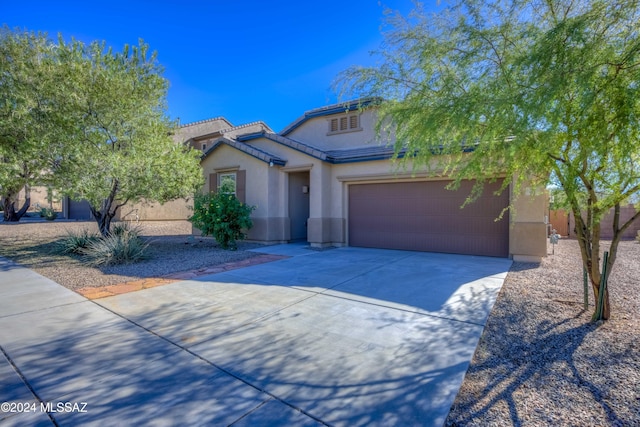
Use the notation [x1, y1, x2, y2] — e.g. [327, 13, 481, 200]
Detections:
[330, 118, 338, 132]
[340, 116, 348, 130]
[350, 114, 358, 129]
[236, 170, 246, 203]
[209, 173, 218, 193]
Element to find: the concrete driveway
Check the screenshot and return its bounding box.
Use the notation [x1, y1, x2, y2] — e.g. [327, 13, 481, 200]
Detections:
[0, 244, 511, 426]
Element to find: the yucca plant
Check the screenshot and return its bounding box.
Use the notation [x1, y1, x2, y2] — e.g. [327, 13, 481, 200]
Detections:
[58, 229, 100, 254]
[110, 221, 144, 238]
[80, 228, 149, 266]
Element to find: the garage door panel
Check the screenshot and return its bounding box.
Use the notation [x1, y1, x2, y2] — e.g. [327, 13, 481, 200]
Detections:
[348, 180, 509, 257]
[351, 230, 508, 256]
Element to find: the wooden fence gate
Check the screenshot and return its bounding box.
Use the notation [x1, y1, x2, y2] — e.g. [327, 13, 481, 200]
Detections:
[549, 209, 569, 236]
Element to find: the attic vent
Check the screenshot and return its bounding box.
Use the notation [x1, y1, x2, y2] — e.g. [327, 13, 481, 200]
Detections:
[328, 114, 361, 136]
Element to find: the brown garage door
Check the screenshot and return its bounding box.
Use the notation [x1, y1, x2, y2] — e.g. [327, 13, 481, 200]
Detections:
[348, 180, 509, 257]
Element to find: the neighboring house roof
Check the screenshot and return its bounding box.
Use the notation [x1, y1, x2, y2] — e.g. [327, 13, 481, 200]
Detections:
[175, 117, 234, 144]
[219, 121, 274, 138]
[279, 97, 381, 136]
[204, 137, 286, 166]
[179, 116, 233, 129]
[189, 121, 273, 143]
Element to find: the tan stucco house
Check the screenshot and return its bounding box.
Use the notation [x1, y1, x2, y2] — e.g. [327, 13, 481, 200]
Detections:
[189, 99, 547, 262]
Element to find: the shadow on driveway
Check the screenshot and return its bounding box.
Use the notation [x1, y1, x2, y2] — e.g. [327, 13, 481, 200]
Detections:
[97, 246, 512, 426]
[1, 246, 512, 426]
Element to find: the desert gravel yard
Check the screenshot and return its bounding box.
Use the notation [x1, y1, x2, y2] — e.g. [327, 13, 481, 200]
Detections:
[446, 238, 640, 426]
[1, 220, 639, 425]
[0, 220, 267, 290]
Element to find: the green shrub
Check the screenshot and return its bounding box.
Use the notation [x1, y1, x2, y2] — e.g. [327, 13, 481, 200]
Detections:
[40, 207, 57, 220]
[189, 190, 255, 250]
[58, 229, 100, 254]
[80, 228, 149, 266]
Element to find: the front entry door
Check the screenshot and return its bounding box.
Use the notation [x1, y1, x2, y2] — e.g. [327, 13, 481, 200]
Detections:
[288, 172, 310, 241]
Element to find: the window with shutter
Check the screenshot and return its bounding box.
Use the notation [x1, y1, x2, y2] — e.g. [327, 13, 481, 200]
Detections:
[328, 114, 362, 135]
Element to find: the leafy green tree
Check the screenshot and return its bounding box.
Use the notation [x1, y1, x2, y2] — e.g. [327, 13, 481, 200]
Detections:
[0, 27, 75, 221]
[189, 179, 255, 250]
[338, 0, 640, 320]
[54, 40, 203, 236]
[1, 29, 201, 231]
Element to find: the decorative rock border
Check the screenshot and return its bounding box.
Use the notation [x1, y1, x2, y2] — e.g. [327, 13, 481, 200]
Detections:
[76, 254, 288, 300]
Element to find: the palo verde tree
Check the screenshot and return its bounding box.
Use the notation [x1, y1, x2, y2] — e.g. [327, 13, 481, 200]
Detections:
[338, 0, 640, 320]
[0, 27, 75, 221]
[55, 39, 203, 236]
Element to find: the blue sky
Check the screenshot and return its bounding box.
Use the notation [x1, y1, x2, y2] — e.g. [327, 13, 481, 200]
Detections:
[3, 0, 424, 132]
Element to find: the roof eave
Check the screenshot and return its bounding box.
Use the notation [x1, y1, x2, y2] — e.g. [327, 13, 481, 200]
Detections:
[201, 138, 286, 166]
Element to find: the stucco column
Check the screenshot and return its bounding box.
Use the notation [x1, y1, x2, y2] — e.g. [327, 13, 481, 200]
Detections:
[510, 179, 548, 262]
[307, 163, 335, 247]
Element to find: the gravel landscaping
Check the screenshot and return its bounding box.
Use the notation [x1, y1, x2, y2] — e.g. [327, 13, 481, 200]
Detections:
[0, 220, 269, 290]
[1, 220, 638, 425]
[446, 238, 640, 426]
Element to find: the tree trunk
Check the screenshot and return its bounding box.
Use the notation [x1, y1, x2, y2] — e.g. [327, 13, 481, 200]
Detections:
[89, 179, 127, 237]
[90, 206, 115, 237]
[3, 198, 19, 222]
[2, 188, 30, 222]
[571, 202, 610, 321]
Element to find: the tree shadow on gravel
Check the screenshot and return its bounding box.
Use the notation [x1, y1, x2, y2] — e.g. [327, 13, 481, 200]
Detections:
[0, 257, 23, 271]
[445, 305, 631, 426]
[0, 240, 73, 268]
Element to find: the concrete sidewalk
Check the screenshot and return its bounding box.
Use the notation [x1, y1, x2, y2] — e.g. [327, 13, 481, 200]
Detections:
[0, 245, 511, 426]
